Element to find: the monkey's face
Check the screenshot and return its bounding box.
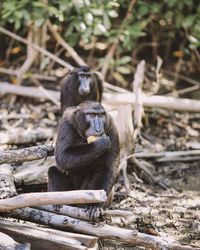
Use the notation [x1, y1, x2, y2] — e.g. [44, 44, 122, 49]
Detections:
[74, 104, 108, 139]
[78, 72, 92, 96]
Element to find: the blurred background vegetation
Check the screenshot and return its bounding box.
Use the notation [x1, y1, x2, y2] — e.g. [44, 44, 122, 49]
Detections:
[0, 0, 199, 93]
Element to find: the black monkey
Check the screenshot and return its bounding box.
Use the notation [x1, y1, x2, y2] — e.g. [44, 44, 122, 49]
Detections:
[48, 101, 120, 210]
[60, 66, 103, 113]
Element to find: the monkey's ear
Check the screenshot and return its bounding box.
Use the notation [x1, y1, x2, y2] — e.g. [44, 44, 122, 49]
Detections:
[62, 106, 80, 124]
[105, 113, 112, 132]
[92, 71, 103, 81]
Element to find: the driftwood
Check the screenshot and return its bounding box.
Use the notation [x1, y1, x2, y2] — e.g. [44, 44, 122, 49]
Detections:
[0, 82, 59, 100]
[2, 82, 200, 112]
[0, 232, 30, 250]
[35, 204, 134, 222]
[0, 219, 97, 250]
[5, 207, 200, 250]
[0, 190, 106, 211]
[0, 144, 54, 165]
[103, 92, 200, 112]
[134, 149, 200, 162]
[0, 127, 54, 145]
[0, 164, 17, 199]
[0, 67, 56, 81]
[14, 157, 54, 186]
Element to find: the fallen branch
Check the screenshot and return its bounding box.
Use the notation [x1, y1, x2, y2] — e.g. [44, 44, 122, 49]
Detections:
[0, 164, 17, 199]
[0, 82, 59, 100]
[103, 92, 200, 112]
[0, 144, 54, 165]
[134, 150, 200, 159]
[0, 232, 30, 250]
[0, 190, 106, 211]
[5, 207, 200, 250]
[0, 219, 96, 250]
[0, 127, 54, 145]
[0, 67, 56, 81]
[35, 204, 134, 222]
[2, 82, 200, 112]
[14, 158, 54, 186]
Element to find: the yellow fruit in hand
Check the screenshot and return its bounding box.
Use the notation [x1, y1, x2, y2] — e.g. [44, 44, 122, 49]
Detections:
[87, 136, 100, 144]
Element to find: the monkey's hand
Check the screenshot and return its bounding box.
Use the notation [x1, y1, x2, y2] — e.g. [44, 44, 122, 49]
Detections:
[95, 135, 111, 150]
[85, 204, 104, 223]
[53, 204, 63, 212]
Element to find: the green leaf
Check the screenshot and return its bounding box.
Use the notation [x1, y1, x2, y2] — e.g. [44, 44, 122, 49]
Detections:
[118, 56, 131, 65]
[182, 15, 195, 28]
[116, 66, 131, 75]
[112, 72, 127, 85]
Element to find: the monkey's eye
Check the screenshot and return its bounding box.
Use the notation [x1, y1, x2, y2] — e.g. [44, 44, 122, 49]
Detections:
[89, 113, 96, 118]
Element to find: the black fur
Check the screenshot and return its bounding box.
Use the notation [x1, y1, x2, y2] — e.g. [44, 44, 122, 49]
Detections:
[48, 101, 120, 207]
[61, 66, 103, 113]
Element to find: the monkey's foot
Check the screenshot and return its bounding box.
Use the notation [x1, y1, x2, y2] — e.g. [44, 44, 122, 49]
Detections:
[85, 205, 103, 222]
[53, 204, 63, 212]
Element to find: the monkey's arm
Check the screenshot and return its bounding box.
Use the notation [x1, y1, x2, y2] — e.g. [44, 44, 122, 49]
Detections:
[55, 122, 111, 172]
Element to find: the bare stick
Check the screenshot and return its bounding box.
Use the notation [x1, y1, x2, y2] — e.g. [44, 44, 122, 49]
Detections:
[47, 20, 86, 66]
[5, 207, 200, 250]
[0, 190, 106, 211]
[0, 26, 73, 70]
[133, 60, 145, 139]
[0, 67, 56, 81]
[0, 82, 59, 100]
[0, 232, 30, 250]
[0, 144, 54, 165]
[134, 150, 200, 159]
[0, 127, 54, 145]
[0, 219, 95, 250]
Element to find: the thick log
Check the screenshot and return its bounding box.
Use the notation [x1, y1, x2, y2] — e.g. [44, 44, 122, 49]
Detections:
[0, 190, 106, 211]
[1, 82, 200, 112]
[0, 128, 54, 145]
[14, 157, 54, 186]
[0, 144, 54, 165]
[0, 232, 30, 250]
[0, 219, 96, 250]
[5, 207, 200, 250]
[0, 164, 17, 199]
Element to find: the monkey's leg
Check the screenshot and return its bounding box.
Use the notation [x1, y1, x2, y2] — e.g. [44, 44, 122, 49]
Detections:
[48, 166, 74, 212]
[48, 166, 73, 192]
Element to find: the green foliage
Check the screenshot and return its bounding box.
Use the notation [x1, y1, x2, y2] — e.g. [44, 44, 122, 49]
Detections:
[0, 0, 199, 75]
